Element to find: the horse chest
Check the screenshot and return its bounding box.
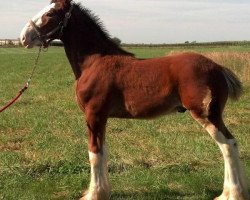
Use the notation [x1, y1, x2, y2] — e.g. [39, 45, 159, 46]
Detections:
[75, 72, 111, 111]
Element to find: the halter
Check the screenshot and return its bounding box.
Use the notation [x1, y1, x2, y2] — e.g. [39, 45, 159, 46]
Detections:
[29, 4, 74, 48]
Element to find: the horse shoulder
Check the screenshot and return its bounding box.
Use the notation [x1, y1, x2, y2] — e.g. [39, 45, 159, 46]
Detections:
[76, 56, 117, 112]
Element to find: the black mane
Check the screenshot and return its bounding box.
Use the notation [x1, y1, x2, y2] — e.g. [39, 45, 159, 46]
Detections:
[70, 3, 134, 56]
[77, 4, 110, 40]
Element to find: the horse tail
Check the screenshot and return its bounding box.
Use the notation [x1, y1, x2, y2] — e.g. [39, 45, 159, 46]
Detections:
[221, 67, 243, 100]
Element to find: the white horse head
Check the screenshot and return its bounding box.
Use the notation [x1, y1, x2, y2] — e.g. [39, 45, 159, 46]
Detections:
[20, 0, 72, 48]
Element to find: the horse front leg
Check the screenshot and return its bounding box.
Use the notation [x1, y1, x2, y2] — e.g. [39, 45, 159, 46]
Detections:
[81, 110, 111, 200]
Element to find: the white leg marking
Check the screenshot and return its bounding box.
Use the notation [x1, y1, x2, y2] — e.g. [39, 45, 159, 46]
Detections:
[226, 139, 249, 200]
[206, 125, 249, 200]
[82, 146, 111, 200]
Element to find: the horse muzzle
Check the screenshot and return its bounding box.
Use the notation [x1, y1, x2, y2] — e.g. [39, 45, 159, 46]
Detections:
[20, 22, 42, 48]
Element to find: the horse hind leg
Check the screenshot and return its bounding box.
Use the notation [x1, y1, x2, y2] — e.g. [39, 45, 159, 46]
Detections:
[206, 122, 249, 200]
[190, 109, 249, 200]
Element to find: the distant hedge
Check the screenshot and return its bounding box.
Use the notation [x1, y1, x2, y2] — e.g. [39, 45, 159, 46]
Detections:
[122, 41, 250, 48]
[50, 40, 250, 48]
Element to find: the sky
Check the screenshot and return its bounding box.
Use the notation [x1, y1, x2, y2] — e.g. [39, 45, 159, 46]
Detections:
[0, 0, 249, 44]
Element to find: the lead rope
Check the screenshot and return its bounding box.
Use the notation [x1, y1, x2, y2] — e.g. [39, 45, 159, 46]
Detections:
[0, 46, 42, 113]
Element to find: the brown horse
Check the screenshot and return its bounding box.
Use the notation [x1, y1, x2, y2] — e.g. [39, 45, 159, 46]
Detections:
[20, 0, 249, 199]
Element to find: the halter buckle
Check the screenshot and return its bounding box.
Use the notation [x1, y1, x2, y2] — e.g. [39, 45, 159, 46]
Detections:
[65, 12, 71, 19]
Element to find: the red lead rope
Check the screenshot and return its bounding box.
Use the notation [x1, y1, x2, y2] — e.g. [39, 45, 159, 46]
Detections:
[0, 46, 42, 113]
[0, 84, 28, 113]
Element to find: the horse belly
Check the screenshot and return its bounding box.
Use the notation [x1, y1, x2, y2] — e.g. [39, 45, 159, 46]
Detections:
[123, 90, 180, 118]
[113, 58, 181, 118]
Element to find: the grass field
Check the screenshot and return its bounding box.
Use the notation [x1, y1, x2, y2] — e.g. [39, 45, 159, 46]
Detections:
[0, 45, 249, 200]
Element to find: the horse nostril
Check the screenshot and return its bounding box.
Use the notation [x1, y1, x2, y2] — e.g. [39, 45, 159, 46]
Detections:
[20, 36, 27, 46]
[22, 35, 26, 42]
[20, 35, 28, 46]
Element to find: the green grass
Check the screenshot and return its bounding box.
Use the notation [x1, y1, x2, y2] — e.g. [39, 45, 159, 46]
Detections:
[0, 46, 249, 200]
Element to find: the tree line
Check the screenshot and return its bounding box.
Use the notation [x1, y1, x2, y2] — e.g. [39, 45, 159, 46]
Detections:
[1, 38, 249, 48]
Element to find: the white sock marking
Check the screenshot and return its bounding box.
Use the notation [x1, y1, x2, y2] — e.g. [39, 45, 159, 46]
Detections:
[205, 125, 249, 199]
[86, 146, 111, 200]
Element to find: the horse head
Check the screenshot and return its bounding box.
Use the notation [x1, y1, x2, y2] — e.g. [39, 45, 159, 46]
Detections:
[20, 0, 72, 48]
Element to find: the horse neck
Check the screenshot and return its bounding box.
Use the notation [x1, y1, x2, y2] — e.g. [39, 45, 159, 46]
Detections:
[61, 6, 132, 79]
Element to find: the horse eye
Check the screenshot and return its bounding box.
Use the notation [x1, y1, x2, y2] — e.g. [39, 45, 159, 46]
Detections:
[46, 8, 57, 17]
[47, 12, 55, 17]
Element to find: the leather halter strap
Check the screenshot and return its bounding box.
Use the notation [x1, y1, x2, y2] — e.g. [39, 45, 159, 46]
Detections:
[29, 4, 74, 48]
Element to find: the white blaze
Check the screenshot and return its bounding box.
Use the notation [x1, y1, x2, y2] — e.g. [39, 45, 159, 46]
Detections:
[20, 3, 56, 48]
[32, 3, 56, 27]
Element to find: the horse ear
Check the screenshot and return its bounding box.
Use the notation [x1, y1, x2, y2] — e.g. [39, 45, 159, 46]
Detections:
[50, 0, 72, 9]
[64, 0, 72, 7]
[64, 0, 72, 4]
[50, 0, 71, 4]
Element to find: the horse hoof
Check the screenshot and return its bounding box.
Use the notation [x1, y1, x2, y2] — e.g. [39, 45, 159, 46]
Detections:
[214, 193, 249, 200]
[214, 196, 226, 200]
[80, 189, 111, 200]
